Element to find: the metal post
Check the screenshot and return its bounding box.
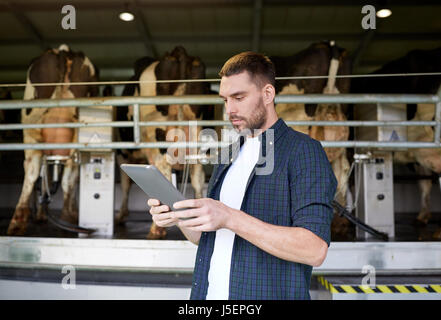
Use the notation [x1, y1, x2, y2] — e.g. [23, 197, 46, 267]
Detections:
[435, 102, 441, 145]
[434, 85, 441, 145]
[133, 103, 140, 144]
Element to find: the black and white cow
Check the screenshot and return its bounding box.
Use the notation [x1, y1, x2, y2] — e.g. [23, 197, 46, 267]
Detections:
[116, 46, 213, 239]
[7, 45, 99, 236]
[352, 46, 441, 240]
[271, 41, 354, 240]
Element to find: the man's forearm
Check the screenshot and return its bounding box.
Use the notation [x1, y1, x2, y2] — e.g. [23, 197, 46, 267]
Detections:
[226, 208, 328, 267]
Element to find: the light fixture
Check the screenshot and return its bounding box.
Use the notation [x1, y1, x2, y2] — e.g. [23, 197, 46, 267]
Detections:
[119, 12, 135, 21]
[119, 2, 135, 22]
[376, 8, 392, 18]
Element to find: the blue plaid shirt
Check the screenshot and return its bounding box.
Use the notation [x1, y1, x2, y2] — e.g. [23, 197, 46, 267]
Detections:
[190, 118, 337, 300]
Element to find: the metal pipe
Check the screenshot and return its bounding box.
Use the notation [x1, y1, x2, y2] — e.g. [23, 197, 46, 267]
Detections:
[0, 141, 440, 151]
[133, 103, 140, 144]
[0, 141, 229, 151]
[139, 120, 232, 127]
[0, 121, 134, 130]
[3, 120, 438, 131]
[0, 94, 438, 110]
[286, 120, 436, 127]
[275, 94, 439, 105]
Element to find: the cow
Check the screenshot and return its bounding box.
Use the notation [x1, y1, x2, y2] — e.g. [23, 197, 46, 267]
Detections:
[7, 44, 99, 236]
[271, 41, 354, 240]
[115, 46, 213, 240]
[351, 47, 441, 240]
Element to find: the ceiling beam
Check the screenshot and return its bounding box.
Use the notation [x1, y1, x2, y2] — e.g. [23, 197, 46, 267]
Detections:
[0, 0, 48, 50]
[251, 0, 263, 52]
[1, 0, 440, 12]
[351, 29, 376, 70]
[1, 32, 439, 46]
[131, 0, 159, 58]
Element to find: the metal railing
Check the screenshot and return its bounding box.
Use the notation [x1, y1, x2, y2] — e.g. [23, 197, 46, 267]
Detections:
[0, 92, 440, 151]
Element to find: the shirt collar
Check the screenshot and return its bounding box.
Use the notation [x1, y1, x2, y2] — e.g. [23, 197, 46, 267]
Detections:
[221, 118, 288, 165]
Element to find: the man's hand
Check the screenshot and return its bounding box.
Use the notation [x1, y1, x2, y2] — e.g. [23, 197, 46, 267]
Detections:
[173, 198, 234, 232]
[147, 198, 179, 228]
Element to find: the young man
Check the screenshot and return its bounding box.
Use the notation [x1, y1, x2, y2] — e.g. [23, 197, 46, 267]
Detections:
[148, 52, 337, 300]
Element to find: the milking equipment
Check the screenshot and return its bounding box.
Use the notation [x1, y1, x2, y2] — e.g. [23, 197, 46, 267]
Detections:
[354, 103, 408, 240]
[38, 154, 71, 232]
[78, 105, 115, 237]
[38, 155, 68, 207]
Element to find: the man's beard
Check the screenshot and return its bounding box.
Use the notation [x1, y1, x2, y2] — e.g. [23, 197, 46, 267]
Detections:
[230, 98, 267, 133]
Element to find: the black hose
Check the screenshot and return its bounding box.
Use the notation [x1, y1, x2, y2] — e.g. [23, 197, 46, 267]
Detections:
[332, 200, 389, 241]
[47, 213, 96, 234]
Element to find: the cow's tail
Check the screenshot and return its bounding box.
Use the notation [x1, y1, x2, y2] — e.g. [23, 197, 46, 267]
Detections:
[21, 70, 36, 121]
[323, 41, 340, 94]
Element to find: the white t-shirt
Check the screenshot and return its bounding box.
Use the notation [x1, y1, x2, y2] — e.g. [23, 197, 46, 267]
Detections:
[205, 135, 261, 300]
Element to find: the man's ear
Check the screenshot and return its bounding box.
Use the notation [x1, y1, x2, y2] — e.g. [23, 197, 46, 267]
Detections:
[262, 84, 276, 106]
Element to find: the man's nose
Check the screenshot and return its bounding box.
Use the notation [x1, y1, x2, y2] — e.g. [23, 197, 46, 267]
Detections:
[224, 100, 236, 116]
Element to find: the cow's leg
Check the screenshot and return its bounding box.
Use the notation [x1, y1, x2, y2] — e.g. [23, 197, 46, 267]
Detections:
[35, 196, 48, 223]
[8, 149, 42, 235]
[146, 153, 170, 240]
[330, 154, 354, 240]
[59, 158, 79, 224]
[415, 179, 432, 225]
[434, 176, 441, 240]
[415, 165, 433, 226]
[190, 163, 205, 199]
[115, 154, 132, 224]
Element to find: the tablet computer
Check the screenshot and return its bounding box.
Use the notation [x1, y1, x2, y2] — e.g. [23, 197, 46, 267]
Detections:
[120, 164, 189, 213]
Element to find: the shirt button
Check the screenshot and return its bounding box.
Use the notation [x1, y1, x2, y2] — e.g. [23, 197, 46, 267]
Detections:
[269, 141, 273, 145]
[194, 282, 198, 286]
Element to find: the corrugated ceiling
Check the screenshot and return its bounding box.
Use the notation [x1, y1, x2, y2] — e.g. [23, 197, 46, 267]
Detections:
[0, 0, 440, 97]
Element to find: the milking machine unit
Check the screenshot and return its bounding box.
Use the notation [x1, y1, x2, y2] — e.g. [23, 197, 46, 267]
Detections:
[352, 102, 409, 240]
[38, 154, 69, 210]
[78, 105, 115, 237]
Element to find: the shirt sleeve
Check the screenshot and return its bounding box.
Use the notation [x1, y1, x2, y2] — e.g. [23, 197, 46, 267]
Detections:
[289, 139, 338, 246]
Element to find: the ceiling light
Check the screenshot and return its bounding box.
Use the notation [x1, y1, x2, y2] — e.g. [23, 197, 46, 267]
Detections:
[119, 12, 135, 22]
[376, 8, 392, 18]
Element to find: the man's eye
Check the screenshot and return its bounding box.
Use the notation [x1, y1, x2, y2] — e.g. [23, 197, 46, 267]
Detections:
[235, 96, 243, 101]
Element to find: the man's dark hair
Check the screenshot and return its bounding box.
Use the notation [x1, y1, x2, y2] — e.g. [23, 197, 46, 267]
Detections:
[219, 51, 276, 88]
